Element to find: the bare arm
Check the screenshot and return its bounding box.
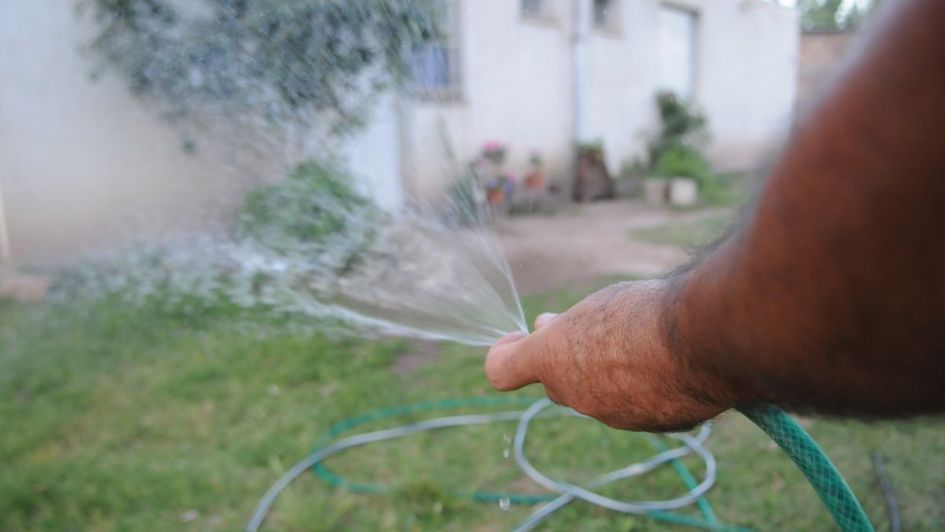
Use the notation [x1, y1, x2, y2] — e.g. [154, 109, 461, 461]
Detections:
[485, 0, 945, 431]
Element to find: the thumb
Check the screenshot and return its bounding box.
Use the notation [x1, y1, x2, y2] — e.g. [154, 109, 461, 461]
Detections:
[534, 312, 558, 330]
[485, 331, 541, 391]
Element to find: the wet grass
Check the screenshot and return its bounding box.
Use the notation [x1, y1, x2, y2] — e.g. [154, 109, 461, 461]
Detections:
[1, 279, 944, 530]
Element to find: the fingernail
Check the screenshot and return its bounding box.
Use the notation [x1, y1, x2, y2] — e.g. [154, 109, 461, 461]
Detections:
[536, 312, 558, 326]
[494, 331, 527, 346]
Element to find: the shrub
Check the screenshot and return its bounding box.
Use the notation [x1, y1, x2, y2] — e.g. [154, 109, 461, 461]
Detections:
[647, 91, 708, 165]
[237, 161, 378, 273]
[651, 144, 713, 187]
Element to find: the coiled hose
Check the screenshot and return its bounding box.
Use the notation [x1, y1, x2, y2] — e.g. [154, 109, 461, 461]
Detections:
[247, 396, 874, 531]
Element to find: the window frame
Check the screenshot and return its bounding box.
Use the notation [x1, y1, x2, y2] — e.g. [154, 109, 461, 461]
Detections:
[409, 0, 464, 102]
[520, 0, 557, 25]
[591, 0, 621, 35]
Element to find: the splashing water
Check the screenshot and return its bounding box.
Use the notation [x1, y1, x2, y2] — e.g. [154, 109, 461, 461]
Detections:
[499, 496, 511, 511]
[51, 171, 528, 347]
[42, 0, 532, 348]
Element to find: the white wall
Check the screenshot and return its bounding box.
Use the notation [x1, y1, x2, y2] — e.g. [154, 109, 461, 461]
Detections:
[584, 0, 662, 173]
[0, 0, 267, 264]
[690, 0, 799, 169]
[340, 91, 404, 211]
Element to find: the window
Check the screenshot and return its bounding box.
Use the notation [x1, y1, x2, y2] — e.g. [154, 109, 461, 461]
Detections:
[593, 0, 615, 30]
[521, 0, 546, 20]
[410, 0, 462, 99]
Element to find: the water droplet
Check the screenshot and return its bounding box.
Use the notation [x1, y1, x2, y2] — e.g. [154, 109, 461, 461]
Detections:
[499, 496, 511, 511]
[502, 447, 510, 459]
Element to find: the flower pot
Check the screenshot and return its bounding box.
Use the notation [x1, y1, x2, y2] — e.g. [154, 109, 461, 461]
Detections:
[643, 179, 669, 205]
[524, 170, 546, 191]
[669, 177, 698, 207]
[487, 188, 505, 205]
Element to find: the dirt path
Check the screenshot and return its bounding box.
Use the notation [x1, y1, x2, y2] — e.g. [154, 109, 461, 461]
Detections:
[496, 200, 729, 294]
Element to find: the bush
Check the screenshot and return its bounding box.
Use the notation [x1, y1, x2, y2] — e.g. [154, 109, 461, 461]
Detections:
[50, 161, 380, 322]
[651, 144, 713, 187]
[647, 91, 708, 165]
[237, 161, 378, 272]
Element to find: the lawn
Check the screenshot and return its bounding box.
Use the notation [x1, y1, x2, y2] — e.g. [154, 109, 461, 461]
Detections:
[630, 214, 735, 250]
[2, 279, 944, 531]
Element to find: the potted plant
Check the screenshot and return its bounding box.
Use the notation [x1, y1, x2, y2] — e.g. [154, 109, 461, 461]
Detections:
[524, 153, 546, 191]
[486, 171, 517, 206]
[481, 141, 507, 166]
[651, 144, 710, 207]
[643, 91, 712, 206]
[643, 177, 670, 205]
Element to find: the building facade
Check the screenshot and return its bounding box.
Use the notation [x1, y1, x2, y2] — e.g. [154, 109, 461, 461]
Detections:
[381, 0, 799, 202]
[0, 0, 798, 264]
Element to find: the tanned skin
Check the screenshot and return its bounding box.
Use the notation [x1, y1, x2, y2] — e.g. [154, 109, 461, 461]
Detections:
[485, 0, 945, 432]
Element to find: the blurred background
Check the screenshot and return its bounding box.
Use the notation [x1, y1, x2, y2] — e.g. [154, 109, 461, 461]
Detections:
[5, 1, 942, 531]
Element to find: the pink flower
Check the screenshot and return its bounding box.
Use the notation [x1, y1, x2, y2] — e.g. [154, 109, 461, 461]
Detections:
[482, 140, 504, 152]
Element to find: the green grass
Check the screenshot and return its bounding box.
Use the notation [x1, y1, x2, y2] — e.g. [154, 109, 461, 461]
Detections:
[2, 285, 944, 531]
[700, 172, 753, 208]
[631, 215, 736, 251]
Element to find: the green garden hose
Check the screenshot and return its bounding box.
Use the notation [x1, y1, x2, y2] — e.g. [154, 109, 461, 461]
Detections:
[247, 397, 875, 531]
[741, 404, 874, 531]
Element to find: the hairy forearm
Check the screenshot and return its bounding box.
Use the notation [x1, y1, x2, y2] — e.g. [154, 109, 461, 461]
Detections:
[663, 0, 945, 415]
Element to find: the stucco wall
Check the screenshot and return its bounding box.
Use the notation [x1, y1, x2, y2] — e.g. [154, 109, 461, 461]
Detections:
[697, 0, 799, 169]
[0, 1, 251, 264]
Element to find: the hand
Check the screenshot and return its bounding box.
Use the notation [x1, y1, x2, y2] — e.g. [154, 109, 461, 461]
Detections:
[484, 280, 733, 432]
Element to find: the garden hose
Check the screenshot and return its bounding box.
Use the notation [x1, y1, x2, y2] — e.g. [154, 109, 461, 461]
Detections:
[247, 397, 874, 531]
[741, 404, 873, 531]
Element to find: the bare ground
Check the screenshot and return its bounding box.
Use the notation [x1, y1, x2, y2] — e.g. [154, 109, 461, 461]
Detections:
[496, 199, 730, 294]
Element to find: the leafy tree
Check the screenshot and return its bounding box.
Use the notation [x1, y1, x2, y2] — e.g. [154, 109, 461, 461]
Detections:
[796, 0, 880, 32]
[82, 0, 441, 137]
[797, 0, 843, 31]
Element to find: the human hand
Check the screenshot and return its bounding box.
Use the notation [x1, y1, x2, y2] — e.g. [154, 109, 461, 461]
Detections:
[484, 280, 734, 432]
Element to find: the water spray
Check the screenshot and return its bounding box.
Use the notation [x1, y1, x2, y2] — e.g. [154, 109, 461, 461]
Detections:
[234, 175, 873, 531]
[57, 165, 875, 531]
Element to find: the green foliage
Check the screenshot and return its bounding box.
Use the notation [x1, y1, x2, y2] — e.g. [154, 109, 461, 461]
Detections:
[647, 91, 707, 166]
[798, 0, 845, 31]
[643, 91, 750, 206]
[237, 161, 377, 271]
[82, 0, 441, 134]
[651, 144, 712, 186]
[797, 0, 880, 31]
